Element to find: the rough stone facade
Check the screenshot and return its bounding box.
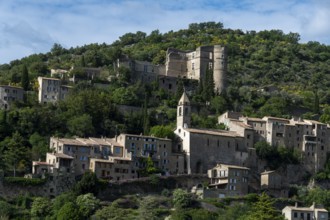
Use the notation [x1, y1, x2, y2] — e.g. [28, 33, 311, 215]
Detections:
[115, 45, 227, 94]
[37, 77, 71, 104]
[0, 85, 24, 110]
[219, 112, 330, 174]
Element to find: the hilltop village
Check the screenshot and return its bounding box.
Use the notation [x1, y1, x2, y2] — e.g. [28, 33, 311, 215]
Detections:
[1, 23, 330, 218]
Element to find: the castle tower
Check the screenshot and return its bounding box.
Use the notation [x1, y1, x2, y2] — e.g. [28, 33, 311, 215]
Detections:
[213, 45, 227, 94]
[177, 91, 191, 128]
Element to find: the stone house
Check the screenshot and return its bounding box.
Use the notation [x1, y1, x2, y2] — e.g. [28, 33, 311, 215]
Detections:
[90, 157, 133, 181]
[114, 133, 184, 176]
[219, 112, 330, 174]
[261, 170, 288, 197]
[37, 77, 71, 104]
[282, 203, 328, 220]
[207, 164, 249, 198]
[0, 85, 24, 109]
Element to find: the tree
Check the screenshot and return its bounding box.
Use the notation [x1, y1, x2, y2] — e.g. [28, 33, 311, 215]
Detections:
[172, 189, 192, 209]
[255, 141, 274, 160]
[76, 193, 100, 218]
[3, 132, 29, 176]
[67, 114, 95, 137]
[74, 171, 100, 195]
[30, 197, 51, 219]
[29, 132, 48, 161]
[149, 125, 175, 140]
[21, 64, 29, 91]
[56, 202, 81, 220]
[244, 193, 284, 220]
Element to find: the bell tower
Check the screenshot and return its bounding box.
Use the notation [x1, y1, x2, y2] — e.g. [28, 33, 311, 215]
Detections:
[177, 91, 191, 128]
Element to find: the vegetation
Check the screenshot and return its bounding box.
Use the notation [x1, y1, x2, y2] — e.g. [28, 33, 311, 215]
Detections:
[255, 141, 300, 169]
[0, 21, 330, 219]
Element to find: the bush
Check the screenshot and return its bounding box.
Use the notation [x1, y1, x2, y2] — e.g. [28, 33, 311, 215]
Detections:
[76, 193, 100, 218]
[30, 197, 51, 218]
[0, 201, 14, 218]
[4, 177, 46, 186]
[161, 188, 171, 197]
[56, 202, 81, 220]
[172, 189, 192, 209]
[74, 171, 100, 195]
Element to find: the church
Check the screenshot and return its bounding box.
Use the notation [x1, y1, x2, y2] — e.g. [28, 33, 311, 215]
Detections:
[174, 92, 253, 174]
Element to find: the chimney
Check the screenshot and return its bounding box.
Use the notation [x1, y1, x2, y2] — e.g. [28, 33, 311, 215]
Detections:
[295, 202, 298, 208]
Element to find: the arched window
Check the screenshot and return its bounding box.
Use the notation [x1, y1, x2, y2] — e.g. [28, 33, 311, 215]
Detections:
[179, 107, 182, 116]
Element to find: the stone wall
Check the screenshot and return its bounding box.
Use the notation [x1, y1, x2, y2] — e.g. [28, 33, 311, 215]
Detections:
[0, 174, 75, 199]
[97, 174, 208, 200]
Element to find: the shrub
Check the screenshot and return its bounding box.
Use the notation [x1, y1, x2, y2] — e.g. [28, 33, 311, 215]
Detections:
[4, 177, 46, 186]
[172, 189, 192, 209]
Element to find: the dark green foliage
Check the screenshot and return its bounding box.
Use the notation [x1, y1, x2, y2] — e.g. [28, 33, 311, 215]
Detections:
[171, 208, 218, 220]
[21, 64, 30, 91]
[138, 196, 170, 220]
[74, 171, 100, 195]
[244, 193, 285, 220]
[149, 125, 175, 140]
[254, 141, 300, 169]
[30, 197, 51, 218]
[93, 201, 138, 220]
[76, 193, 100, 218]
[0, 200, 15, 218]
[172, 189, 192, 209]
[4, 177, 46, 186]
[56, 202, 81, 220]
[2, 132, 30, 177]
[51, 192, 77, 216]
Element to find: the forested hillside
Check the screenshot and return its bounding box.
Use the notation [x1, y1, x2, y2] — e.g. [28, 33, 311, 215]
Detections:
[0, 21, 330, 176]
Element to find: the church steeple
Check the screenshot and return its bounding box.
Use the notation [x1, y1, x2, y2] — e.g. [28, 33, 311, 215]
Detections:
[177, 91, 191, 128]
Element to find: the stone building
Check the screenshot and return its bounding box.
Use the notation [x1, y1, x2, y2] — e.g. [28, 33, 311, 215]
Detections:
[261, 170, 288, 197]
[114, 133, 185, 176]
[33, 133, 185, 180]
[115, 45, 227, 94]
[37, 77, 71, 104]
[282, 203, 328, 220]
[165, 45, 227, 94]
[219, 112, 330, 174]
[207, 164, 249, 197]
[174, 92, 250, 174]
[114, 56, 165, 83]
[0, 85, 24, 109]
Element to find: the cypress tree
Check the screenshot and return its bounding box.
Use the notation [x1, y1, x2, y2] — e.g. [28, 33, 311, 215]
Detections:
[21, 65, 30, 91]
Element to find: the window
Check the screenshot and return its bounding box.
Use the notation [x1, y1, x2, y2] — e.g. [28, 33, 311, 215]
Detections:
[208, 62, 213, 70]
[114, 147, 121, 155]
[293, 212, 297, 218]
[192, 63, 195, 70]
